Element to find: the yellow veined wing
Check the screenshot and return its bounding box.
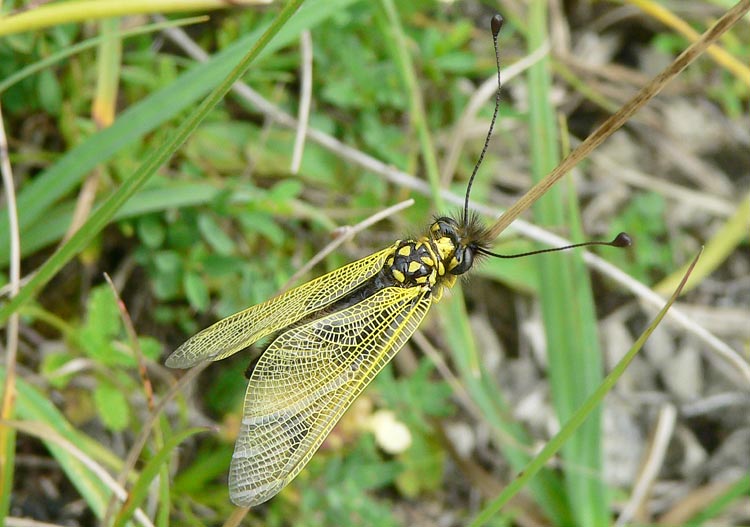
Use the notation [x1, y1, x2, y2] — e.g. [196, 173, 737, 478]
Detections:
[168, 215, 486, 506]
[165, 246, 395, 368]
[228, 285, 432, 507]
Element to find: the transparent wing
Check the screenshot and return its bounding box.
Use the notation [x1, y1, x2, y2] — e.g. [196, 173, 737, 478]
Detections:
[228, 285, 433, 507]
[165, 247, 395, 368]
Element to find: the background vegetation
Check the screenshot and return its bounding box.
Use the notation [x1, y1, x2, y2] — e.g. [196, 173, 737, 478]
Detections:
[0, 1, 748, 526]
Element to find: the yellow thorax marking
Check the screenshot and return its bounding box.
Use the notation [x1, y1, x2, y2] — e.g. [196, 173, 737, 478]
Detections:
[433, 236, 456, 262]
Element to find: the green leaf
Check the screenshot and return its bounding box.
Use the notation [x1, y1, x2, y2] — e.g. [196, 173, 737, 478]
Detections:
[85, 285, 120, 339]
[197, 213, 235, 255]
[432, 51, 476, 74]
[78, 327, 118, 364]
[76, 285, 133, 366]
[41, 352, 75, 389]
[395, 431, 444, 497]
[153, 250, 182, 273]
[268, 178, 303, 201]
[136, 215, 166, 248]
[377, 358, 453, 432]
[184, 271, 210, 312]
[205, 366, 246, 415]
[37, 67, 62, 115]
[172, 444, 233, 494]
[238, 211, 285, 246]
[201, 254, 243, 276]
[612, 192, 673, 282]
[151, 250, 183, 300]
[94, 381, 129, 431]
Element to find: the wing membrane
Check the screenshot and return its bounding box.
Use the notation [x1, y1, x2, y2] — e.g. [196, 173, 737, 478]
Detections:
[228, 285, 432, 507]
[165, 247, 395, 368]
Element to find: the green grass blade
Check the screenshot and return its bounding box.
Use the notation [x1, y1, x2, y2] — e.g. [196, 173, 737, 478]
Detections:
[526, 3, 607, 525]
[0, 0, 307, 324]
[112, 427, 206, 527]
[92, 18, 122, 128]
[469, 249, 702, 526]
[686, 474, 750, 526]
[0, 0, 263, 36]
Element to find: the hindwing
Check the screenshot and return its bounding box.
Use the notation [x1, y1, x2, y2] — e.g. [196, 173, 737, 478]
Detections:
[228, 285, 432, 507]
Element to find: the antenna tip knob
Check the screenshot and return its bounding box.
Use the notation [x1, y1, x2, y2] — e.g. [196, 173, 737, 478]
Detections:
[491, 14, 504, 36]
[611, 232, 633, 248]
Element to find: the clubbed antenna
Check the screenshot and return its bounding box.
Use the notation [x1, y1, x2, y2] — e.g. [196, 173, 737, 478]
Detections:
[463, 14, 504, 225]
[477, 232, 633, 259]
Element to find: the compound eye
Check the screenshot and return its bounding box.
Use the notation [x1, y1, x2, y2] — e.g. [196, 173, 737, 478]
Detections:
[451, 246, 474, 275]
[434, 217, 458, 240]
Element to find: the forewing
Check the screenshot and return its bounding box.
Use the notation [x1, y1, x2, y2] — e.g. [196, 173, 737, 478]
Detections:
[228, 285, 433, 507]
[165, 247, 395, 368]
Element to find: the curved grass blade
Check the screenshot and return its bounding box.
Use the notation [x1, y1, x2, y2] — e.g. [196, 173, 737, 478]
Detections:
[0, 0, 266, 37]
[685, 474, 750, 526]
[112, 427, 206, 527]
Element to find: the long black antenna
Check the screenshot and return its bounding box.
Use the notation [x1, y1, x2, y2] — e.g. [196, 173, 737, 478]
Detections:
[477, 232, 633, 259]
[463, 14, 504, 225]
